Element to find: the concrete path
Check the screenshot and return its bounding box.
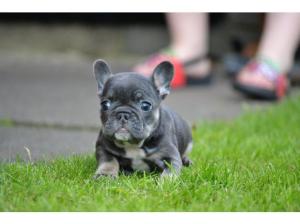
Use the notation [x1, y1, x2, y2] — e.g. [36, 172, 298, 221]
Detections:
[0, 52, 299, 161]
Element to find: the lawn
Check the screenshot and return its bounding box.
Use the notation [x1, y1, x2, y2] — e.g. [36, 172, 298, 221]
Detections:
[0, 96, 300, 211]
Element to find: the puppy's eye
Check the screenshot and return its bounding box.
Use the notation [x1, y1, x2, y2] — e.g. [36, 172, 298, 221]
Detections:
[101, 100, 111, 111]
[140, 101, 152, 112]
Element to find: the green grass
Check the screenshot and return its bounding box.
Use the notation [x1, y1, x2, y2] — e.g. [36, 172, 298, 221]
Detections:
[1, 96, 300, 211]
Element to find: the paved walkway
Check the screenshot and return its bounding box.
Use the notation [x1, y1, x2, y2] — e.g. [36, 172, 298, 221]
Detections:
[0, 52, 299, 161]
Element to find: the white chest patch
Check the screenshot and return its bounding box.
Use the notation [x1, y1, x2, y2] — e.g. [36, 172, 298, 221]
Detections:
[124, 147, 149, 171]
[124, 147, 146, 159]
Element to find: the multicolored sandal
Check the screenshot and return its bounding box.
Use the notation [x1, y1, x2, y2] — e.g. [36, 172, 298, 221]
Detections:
[133, 48, 212, 89]
[233, 57, 289, 100]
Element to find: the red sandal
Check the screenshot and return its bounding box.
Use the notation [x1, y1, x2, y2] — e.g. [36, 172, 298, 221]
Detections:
[233, 57, 289, 100]
[133, 49, 212, 89]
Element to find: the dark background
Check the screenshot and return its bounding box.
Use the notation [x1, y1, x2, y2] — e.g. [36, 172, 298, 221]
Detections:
[0, 13, 226, 26]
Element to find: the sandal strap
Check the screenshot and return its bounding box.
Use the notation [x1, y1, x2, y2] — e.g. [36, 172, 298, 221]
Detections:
[161, 47, 209, 67]
[183, 54, 209, 67]
[247, 57, 282, 82]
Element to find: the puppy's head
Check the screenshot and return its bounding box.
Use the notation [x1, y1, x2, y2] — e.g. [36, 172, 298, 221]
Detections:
[93, 59, 173, 147]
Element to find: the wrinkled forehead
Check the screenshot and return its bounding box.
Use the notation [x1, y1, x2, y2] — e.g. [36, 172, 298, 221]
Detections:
[102, 73, 159, 102]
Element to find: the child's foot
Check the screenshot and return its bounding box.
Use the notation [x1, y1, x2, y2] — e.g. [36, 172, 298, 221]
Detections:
[233, 57, 289, 100]
[133, 48, 212, 88]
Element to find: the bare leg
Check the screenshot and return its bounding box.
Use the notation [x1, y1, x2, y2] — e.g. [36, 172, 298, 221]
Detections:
[167, 13, 209, 61]
[237, 13, 300, 90]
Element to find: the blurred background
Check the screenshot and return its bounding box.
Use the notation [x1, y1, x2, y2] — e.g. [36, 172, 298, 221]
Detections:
[0, 13, 299, 161]
[0, 13, 265, 62]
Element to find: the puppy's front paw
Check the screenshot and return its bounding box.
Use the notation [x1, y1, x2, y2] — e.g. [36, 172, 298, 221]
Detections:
[93, 160, 119, 179]
[93, 172, 117, 179]
[160, 169, 179, 180]
[157, 170, 179, 185]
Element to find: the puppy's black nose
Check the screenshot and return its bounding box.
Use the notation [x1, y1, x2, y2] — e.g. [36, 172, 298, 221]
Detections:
[116, 111, 130, 121]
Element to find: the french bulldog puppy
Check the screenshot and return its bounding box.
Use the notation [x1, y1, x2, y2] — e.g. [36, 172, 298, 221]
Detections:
[93, 59, 192, 178]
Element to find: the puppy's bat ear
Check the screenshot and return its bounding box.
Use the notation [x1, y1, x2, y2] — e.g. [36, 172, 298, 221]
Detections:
[93, 59, 112, 96]
[151, 61, 174, 99]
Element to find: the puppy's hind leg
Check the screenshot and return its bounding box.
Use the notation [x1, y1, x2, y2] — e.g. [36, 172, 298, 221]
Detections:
[182, 156, 192, 167]
[182, 141, 193, 167]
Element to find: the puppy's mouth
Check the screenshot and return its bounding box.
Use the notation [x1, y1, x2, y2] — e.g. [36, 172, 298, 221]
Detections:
[114, 127, 131, 141]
